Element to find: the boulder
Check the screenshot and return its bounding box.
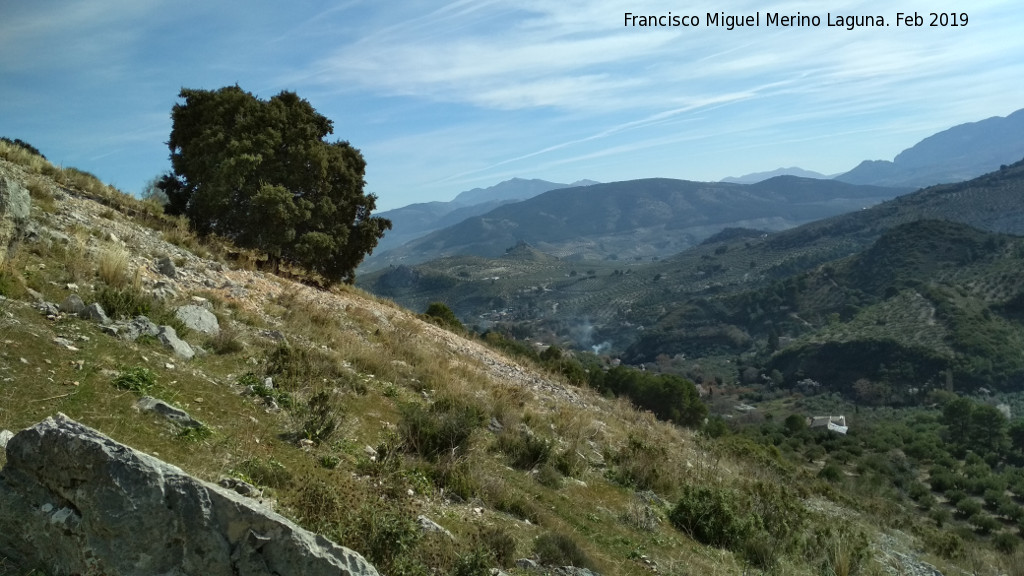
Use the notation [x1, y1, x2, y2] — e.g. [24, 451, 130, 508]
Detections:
[158, 325, 195, 360]
[59, 294, 86, 314]
[79, 302, 111, 324]
[0, 414, 380, 576]
[0, 175, 31, 267]
[119, 315, 160, 341]
[136, 396, 205, 429]
[176, 304, 220, 336]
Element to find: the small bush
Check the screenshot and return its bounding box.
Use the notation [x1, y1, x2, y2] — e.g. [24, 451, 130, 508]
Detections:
[535, 462, 563, 489]
[669, 485, 754, 549]
[300, 390, 343, 445]
[993, 531, 1018, 554]
[423, 302, 462, 331]
[477, 526, 517, 567]
[207, 325, 244, 354]
[496, 428, 552, 470]
[232, 457, 292, 488]
[610, 435, 673, 492]
[113, 366, 157, 393]
[818, 463, 843, 483]
[399, 396, 484, 462]
[533, 532, 595, 569]
[94, 285, 154, 320]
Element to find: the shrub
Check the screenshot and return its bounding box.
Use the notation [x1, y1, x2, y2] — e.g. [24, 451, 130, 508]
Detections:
[112, 366, 157, 393]
[423, 302, 462, 331]
[399, 397, 484, 462]
[535, 462, 563, 489]
[300, 390, 343, 445]
[818, 463, 843, 483]
[993, 531, 1018, 554]
[669, 485, 754, 549]
[496, 428, 552, 470]
[476, 526, 517, 567]
[533, 532, 595, 569]
[610, 435, 673, 492]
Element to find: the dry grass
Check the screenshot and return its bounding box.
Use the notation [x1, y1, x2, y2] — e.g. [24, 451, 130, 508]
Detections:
[96, 246, 132, 288]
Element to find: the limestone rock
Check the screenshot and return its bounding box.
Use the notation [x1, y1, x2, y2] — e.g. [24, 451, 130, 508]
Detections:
[119, 315, 160, 341]
[0, 414, 381, 576]
[0, 175, 31, 267]
[0, 429, 12, 449]
[416, 515, 454, 539]
[59, 294, 85, 314]
[156, 255, 177, 278]
[136, 396, 205, 429]
[79, 302, 111, 324]
[176, 304, 220, 336]
[158, 325, 195, 360]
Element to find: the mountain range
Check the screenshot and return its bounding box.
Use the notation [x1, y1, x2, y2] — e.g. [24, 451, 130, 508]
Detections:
[371, 178, 598, 254]
[364, 107, 1024, 273]
[834, 107, 1024, 188]
[361, 158, 1024, 394]
[363, 177, 904, 270]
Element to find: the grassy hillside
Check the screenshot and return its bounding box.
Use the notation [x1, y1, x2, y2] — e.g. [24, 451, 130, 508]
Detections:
[3, 141, 1024, 576]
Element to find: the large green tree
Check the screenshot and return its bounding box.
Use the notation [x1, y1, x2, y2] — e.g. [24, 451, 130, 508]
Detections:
[161, 86, 390, 284]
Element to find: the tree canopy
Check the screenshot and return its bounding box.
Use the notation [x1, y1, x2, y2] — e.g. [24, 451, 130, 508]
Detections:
[160, 86, 390, 284]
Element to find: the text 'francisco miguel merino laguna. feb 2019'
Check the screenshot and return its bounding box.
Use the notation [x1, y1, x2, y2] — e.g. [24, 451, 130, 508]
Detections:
[623, 11, 969, 30]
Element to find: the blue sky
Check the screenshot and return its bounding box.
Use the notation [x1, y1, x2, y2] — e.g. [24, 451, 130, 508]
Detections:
[1, 1, 1022, 210]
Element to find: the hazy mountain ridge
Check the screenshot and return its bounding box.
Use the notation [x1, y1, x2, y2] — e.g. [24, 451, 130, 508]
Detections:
[721, 167, 830, 184]
[367, 178, 593, 260]
[366, 176, 905, 269]
[835, 107, 1024, 188]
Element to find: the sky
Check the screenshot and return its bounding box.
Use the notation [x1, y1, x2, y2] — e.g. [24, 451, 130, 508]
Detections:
[1, 1, 1022, 211]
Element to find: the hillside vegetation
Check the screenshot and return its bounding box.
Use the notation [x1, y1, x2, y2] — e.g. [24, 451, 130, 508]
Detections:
[3, 139, 1024, 575]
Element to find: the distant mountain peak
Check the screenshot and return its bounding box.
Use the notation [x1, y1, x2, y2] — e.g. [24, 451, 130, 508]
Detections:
[721, 167, 829, 184]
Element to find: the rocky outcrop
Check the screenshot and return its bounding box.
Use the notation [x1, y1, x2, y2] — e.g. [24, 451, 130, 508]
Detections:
[0, 414, 380, 576]
[176, 304, 220, 336]
[0, 174, 31, 267]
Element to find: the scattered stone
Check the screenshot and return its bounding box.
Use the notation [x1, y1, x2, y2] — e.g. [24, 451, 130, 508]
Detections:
[0, 415, 381, 576]
[488, 416, 504, 433]
[151, 280, 177, 300]
[53, 337, 78, 351]
[155, 256, 177, 278]
[176, 304, 220, 336]
[65, 283, 79, 291]
[516, 558, 540, 570]
[136, 396, 205, 429]
[261, 330, 286, 341]
[298, 438, 315, 449]
[38, 302, 60, 316]
[229, 286, 249, 299]
[363, 445, 378, 460]
[157, 325, 195, 360]
[25, 288, 44, 302]
[219, 477, 260, 498]
[79, 302, 111, 325]
[0, 430, 12, 449]
[554, 568, 601, 576]
[416, 515, 454, 539]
